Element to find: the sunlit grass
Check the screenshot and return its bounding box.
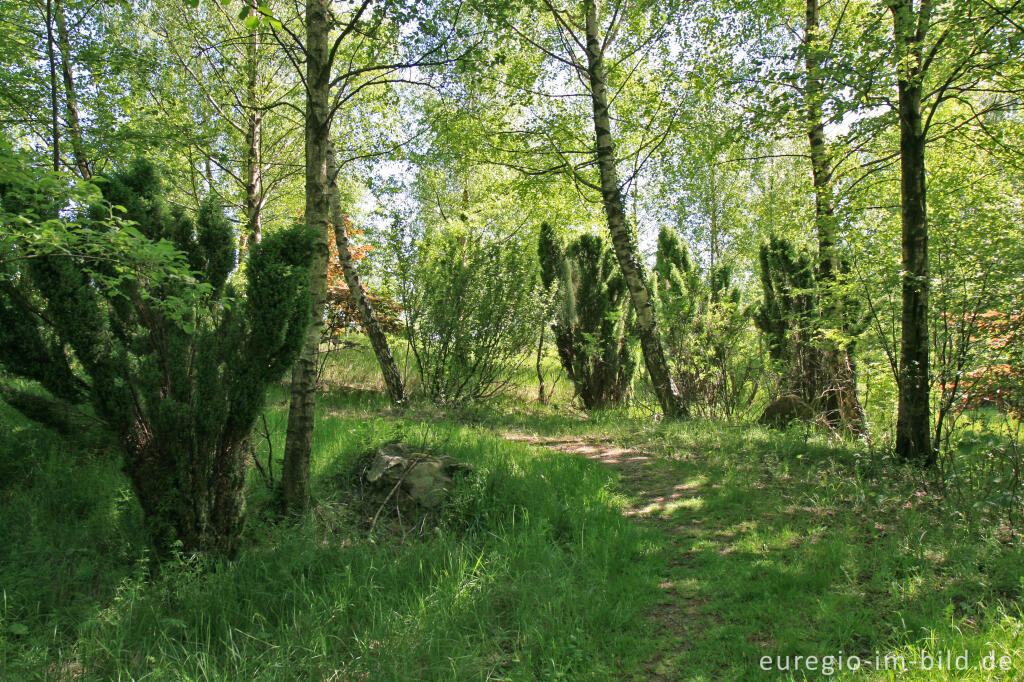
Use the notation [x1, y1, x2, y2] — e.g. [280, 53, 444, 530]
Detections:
[0, 347, 1021, 679]
[0, 392, 660, 680]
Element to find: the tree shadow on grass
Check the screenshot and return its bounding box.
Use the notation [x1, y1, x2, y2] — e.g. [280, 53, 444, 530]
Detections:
[612, 428, 1024, 680]
[0, 402, 666, 681]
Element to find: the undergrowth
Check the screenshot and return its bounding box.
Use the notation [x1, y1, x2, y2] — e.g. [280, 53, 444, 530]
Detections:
[0, 341, 1022, 679]
[0, 399, 659, 680]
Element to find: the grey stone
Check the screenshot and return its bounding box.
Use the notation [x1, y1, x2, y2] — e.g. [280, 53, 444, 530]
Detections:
[365, 443, 473, 508]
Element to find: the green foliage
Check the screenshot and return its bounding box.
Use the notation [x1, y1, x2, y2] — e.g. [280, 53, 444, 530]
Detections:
[400, 222, 542, 406]
[753, 234, 868, 412]
[0, 143, 206, 325]
[542, 230, 636, 410]
[0, 155, 312, 556]
[654, 223, 697, 317]
[754, 234, 819, 370]
[537, 220, 561, 291]
[754, 234, 828, 408]
[655, 225, 759, 418]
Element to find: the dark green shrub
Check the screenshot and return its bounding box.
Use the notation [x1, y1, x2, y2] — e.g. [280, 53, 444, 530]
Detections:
[654, 225, 759, 418]
[540, 230, 636, 409]
[753, 234, 865, 417]
[754, 234, 820, 388]
[0, 158, 312, 556]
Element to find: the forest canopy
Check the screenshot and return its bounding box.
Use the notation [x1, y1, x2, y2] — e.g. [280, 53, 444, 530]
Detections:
[1, 0, 1023, 678]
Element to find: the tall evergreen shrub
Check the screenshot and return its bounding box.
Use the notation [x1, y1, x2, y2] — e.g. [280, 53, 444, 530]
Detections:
[0, 159, 312, 556]
[540, 230, 636, 409]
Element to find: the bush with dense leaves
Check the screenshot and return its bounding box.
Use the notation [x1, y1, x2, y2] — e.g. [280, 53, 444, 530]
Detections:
[654, 225, 759, 418]
[401, 223, 542, 405]
[539, 225, 636, 409]
[0, 157, 312, 556]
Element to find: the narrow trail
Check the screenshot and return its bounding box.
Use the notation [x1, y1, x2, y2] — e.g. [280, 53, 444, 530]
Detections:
[502, 433, 712, 680]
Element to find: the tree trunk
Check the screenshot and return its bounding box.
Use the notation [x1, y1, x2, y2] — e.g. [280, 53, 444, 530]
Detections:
[53, 0, 89, 180]
[243, 1, 263, 248]
[327, 142, 407, 407]
[43, 0, 60, 172]
[582, 0, 684, 419]
[124, 440, 247, 558]
[536, 326, 547, 404]
[894, 80, 932, 463]
[205, 157, 214, 192]
[282, 0, 331, 512]
[890, 1, 933, 465]
[804, 0, 865, 433]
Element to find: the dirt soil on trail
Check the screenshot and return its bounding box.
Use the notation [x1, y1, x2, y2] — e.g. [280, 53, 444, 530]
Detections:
[503, 434, 711, 681]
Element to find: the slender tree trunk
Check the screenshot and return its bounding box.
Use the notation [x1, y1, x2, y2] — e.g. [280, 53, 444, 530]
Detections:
[890, 0, 933, 465]
[894, 79, 932, 463]
[536, 326, 547, 404]
[205, 157, 215, 192]
[282, 0, 331, 512]
[243, 1, 263, 248]
[708, 173, 719, 278]
[582, 0, 684, 419]
[52, 0, 89, 180]
[327, 142, 407, 407]
[43, 0, 60, 172]
[805, 0, 865, 433]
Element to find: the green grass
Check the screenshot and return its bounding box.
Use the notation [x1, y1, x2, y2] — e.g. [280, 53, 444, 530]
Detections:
[1, 342, 1022, 680]
[0, 394, 661, 680]
[487, 412, 1024, 680]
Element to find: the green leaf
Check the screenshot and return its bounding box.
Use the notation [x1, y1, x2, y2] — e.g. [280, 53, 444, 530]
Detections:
[7, 623, 29, 636]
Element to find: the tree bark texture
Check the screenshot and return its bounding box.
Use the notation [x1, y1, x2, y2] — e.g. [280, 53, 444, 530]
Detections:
[282, 0, 332, 512]
[536, 326, 547, 404]
[243, 1, 264, 247]
[890, 0, 933, 465]
[43, 0, 61, 172]
[327, 142, 407, 407]
[582, 0, 684, 419]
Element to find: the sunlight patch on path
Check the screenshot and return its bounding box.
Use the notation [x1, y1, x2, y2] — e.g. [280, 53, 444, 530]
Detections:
[502, 431, 713, 680]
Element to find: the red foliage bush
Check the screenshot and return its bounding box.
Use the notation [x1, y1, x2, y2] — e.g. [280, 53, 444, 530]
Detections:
[952, 310, 1023, 417]
[324, 217, 402, 337]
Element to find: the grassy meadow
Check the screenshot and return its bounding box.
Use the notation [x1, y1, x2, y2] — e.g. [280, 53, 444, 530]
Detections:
[0, 338, 1022, 680]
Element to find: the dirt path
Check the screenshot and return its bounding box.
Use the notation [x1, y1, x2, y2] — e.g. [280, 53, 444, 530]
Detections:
[502, 434, 704, 680]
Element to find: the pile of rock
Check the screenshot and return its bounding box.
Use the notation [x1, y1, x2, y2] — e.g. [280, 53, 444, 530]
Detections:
[364, 442, 474, 508]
